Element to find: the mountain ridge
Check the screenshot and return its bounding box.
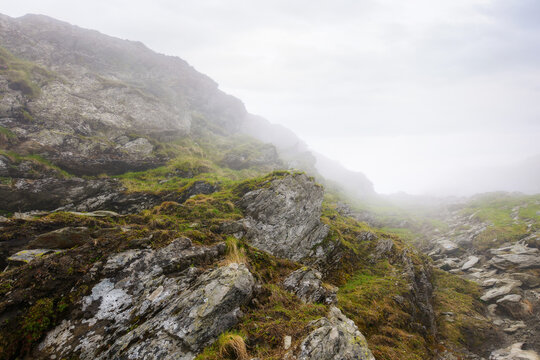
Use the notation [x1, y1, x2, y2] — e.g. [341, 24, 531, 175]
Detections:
[0, 12, 538, 360]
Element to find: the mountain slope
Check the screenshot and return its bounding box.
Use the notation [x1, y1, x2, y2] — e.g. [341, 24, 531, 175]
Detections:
[0, 12, 528, 360]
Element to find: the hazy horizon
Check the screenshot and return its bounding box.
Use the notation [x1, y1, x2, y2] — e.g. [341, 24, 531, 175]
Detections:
[2, 1, 539, 196]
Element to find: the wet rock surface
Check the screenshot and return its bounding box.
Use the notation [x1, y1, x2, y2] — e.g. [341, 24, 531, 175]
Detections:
[34, 238, 254, 360]
[283, 267, 337, 305]
[295, 306, 375, 360]
[427, 208, 540, 359]
[6, 248, 62, 266]
[234, 173, 329, 261]
[0, 177, 217, 213]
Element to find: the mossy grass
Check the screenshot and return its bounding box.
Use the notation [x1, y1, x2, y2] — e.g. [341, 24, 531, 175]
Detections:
[338, 261, 430, 360]
[461, 192, 540, 250]
[0, 125, 16, 140]
[236, 284, 327, 360]
[0, 149, 72, 178]
[432, 269, 492, 351]
[0, 46, 54, 98]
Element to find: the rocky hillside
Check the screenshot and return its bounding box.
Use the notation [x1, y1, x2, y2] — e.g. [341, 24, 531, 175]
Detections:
[426, 193, 540, 359]
[0, 13, 537, 360]
[352, 192, 540, 359]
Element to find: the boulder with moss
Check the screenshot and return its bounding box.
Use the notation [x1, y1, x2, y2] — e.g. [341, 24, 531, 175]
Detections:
[295, 306, 375, 360]
[283, 267, 337, 305]
[234, 173, 329, 262]
[34, 238, 254, 360]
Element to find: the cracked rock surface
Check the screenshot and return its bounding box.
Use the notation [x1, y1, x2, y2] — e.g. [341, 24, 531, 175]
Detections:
[235, 173, 329, 262]
[295, 306, 375, 360]
[34, 238, 254, 360]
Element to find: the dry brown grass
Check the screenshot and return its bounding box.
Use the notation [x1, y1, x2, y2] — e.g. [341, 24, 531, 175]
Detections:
[218, 333, 249, 360]
[222, 237, 247, 265]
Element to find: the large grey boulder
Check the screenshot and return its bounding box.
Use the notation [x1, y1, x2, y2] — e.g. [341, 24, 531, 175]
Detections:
[296, 306, 375, 360]
[490, 254, 540, 270]
[283, 267, 337, 304]
[488, 242, 540, 270]
[35, 238, 254, 360]
[461, 256, 480, 271]
[236, 173, 329, 261]
[481, 280, 522, 302]
[438, 240, 461, 255]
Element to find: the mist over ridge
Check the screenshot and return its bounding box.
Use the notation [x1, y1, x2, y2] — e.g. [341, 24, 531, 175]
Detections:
[2, 1, 540, 197]
[1, 5, 540, 360]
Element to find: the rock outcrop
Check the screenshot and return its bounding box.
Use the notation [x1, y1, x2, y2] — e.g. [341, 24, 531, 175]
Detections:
[425, 205, 540, 359]
[0, 176, 217, 213]
[295, 306, 375, 360]
[34, 238, 254, 360]
[283, 267, 337, 305]
[235, 173, 329, 261]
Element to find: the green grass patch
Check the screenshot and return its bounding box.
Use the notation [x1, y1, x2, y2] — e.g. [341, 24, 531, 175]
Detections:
[0, 126, 16, 140]
[0, 150, 71, 178]
[0, 46, 54, 98]
[338, 262, 430, 360]
[237, 284, 327, 360]
[432, 269, 491, 351]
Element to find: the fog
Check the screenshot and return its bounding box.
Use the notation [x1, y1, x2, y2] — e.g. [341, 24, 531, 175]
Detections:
[2, 0, 539, 196]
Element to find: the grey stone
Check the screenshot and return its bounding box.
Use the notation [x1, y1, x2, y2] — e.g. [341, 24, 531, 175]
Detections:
[235, 173, 329, 261]
[461, 256, 480, 271]
[502, 321, 526, 334]
[497, 294, 522, 304]
[36, 238, 251, 360]
[481, 281, 521, 302]
[121, 137, 154, 157]
[7, 249, 63, 266]
[438, 240, 461, 255]
[436, 257, 461, 271]
[490, 254, 540, 270]
[296, 306, 375, 360]
[490, 343, 540, 360]
[284, 335, 292, 350]
[283, 267, 337, 304]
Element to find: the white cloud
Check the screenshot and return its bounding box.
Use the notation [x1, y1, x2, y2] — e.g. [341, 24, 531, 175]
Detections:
[1, 0, 539, 195]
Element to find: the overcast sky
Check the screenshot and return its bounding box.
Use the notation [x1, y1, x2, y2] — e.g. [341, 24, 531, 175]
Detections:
[2, 0, 540, 195]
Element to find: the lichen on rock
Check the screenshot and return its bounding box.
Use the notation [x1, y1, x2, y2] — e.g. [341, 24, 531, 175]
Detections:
[234, 173, 329, 261]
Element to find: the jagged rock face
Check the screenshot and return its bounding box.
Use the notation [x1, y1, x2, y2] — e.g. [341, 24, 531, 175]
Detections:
[0, 13, 247, 134]
[0, 177, 122, 211]
[401, 249, 437, 336]
[283, 267, 337, 305]
[35, 238, 254, 360]
[295, 306, 375, 360]
[0, 13, 252, 179]
[427, 205, 540, 358]
[0, 176, 217, 213]
[220, 143, 282, 171]
[236, 173, 329, 261]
